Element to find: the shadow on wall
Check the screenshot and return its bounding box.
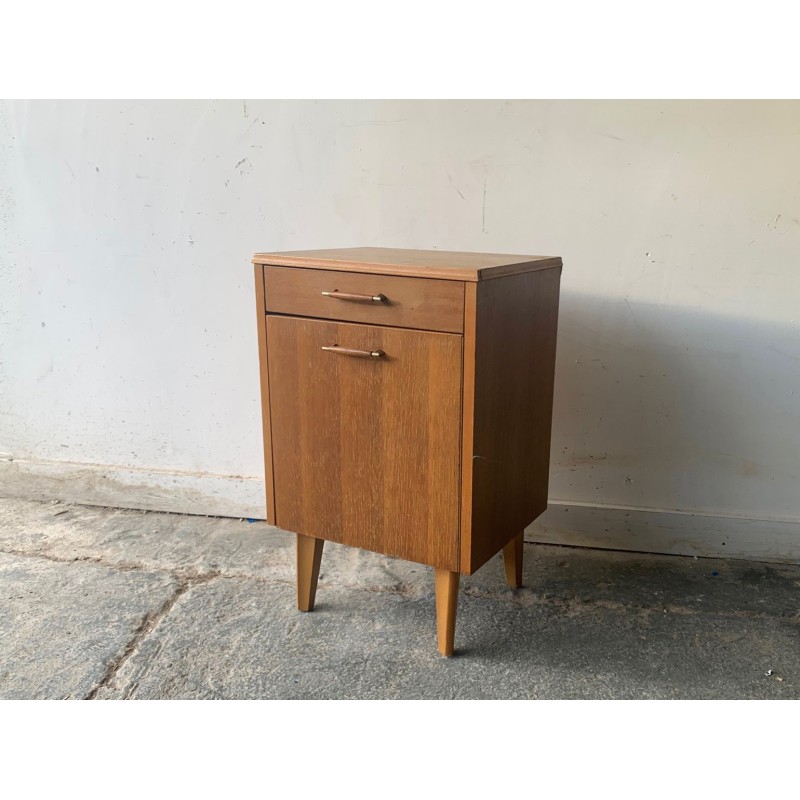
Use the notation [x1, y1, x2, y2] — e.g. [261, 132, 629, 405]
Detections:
[548, 290, 800, 523]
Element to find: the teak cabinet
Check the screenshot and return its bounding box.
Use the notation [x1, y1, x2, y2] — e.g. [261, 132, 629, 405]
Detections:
[253, 247, 562, 655]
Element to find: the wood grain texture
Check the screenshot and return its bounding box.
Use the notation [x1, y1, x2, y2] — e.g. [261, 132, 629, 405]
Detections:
[434, 569, 459, 657]
[463, 266, 562, 574]
[459, 282, 477, 573]
[253, 264, 276, 524]
[503, 533, 524, 588]
[264, 266, 464, 333]
[253, 247, 562, 282]
[296, 533, 324, 611]
[267, 315, 462, 570]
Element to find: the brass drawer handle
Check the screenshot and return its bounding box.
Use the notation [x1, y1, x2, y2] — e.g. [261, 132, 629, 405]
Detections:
[321, 290, 388, 303]
[321, 345, 385, 359]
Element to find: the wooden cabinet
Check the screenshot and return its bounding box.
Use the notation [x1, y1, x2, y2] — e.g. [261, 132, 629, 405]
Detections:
[253, 247, 562, 655]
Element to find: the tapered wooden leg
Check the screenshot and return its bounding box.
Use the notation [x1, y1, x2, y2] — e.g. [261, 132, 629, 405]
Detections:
[296, 534, 324, 611]
[503, 533, 524, 588]
[434, 568, 460, 656]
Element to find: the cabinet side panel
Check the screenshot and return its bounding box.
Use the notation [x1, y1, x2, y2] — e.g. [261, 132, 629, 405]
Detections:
[467, 267, 562, 573]
[254, 264, 276, 523]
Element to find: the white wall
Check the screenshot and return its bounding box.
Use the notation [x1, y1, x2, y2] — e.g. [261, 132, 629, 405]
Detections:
[2, 100, 799, 559]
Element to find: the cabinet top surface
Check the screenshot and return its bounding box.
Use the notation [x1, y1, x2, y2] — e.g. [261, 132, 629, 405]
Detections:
[252, 247, 562, 281]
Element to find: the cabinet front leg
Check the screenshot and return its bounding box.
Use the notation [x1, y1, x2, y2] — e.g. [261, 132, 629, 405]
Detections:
[503, 532, 524, 588]
[296, 534, 325, 611]
[434, 568, 460, 656]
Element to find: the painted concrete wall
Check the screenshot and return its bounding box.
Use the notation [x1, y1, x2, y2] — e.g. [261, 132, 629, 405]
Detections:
[2, 100, 799, 558]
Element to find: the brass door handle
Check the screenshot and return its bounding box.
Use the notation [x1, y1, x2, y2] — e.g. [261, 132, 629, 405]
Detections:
[321, 290, 388, 303]
[321, 345, 385, 359]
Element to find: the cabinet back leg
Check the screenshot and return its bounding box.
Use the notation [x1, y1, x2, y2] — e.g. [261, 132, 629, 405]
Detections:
[434, 568, 460, 656]
[503, 532, 524, 588]
[297, 534, 324, 611]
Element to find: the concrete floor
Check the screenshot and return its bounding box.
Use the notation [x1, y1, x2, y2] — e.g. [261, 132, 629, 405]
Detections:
[1, 496, 798, 699]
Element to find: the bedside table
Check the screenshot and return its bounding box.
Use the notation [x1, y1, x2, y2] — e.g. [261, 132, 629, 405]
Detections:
[252, 247, 562, 655]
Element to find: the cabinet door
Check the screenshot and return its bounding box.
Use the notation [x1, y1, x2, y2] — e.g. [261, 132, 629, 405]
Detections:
[267, 315, 462, 570]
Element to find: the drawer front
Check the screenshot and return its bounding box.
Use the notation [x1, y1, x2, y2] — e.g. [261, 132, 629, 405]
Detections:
[263, 266, 464, 333]
[267, 314, 462, 570]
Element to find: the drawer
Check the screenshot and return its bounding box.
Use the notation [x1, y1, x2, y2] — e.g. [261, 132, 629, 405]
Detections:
[263, 266, 464, 333]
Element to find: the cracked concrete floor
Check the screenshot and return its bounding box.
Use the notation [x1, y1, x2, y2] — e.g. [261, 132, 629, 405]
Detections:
[1, 496, 798, 699]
